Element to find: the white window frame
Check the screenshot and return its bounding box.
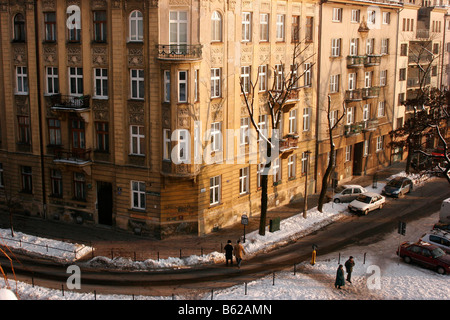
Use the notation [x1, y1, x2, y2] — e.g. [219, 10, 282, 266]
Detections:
[351, 9, 360, 23]
[272, 158, 281, 183]
[378, 101, 385, 117]
[376, 136, 384, 152]
[276, 14, 285, 41]
[363, 104, 370, 121]
[163, 128, 171, 160]
[69, 67, 83, 96]
[130, 125, 145, 155]
[345, 145, 352, 162]
[380, 70, 387, 87]
[304, 63, 312, 87]
[364, 71, 372, 88]
[330, 74, 339, 93]
[260, 13, 269, 42]
[258, 65, 267, 91]
[178, 70, 188, 103]
[169, 11, 188, 48]
[210, 175, 221, 205]
[210, 122, 222, 152]
[381, 38, 389, 55]
[303, 108, 311, 132]
[346, 107, 354, 125]
[242, 12, 252, 42]
[130, 69, 144, 100]
[368, 10, 376, 24]
[258, 114, 268, 142]
[94, 68, 108, 98]
[288, 109, 297, 134]
[288, 154, 296, 179]
[331, 38, 341, 57]
[164, 70, 171, 102]
[383, 12, 390, 25]
[210, 68, 221, 98]
[349, 38, 358, 56]
[240, 117, 249, 146]
[239, 167, 249, 195]
[129, 10, 144, 42]
[301, 152, 308, 175]
[131, 181, 146, 210]
[329, 110, 338, 128]
[332, 8, 342, 22]
[348, 73, 357, 90]
[211, 11, 222, 42]
[275, 64, 284, 91]
[366, 38, 374, 55]
[46, 67, 59, 95]
[241, 66, 251, 93]
[194, 69, 199, 102]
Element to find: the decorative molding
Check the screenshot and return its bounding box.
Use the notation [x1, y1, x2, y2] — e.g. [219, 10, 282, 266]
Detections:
[128, 47, 144, 67]
[43, 45, 57, 65]
[91, 0, 108, 9]
[92, 45, 108, 66]
[67, 45, 82, 66]
[42, 0, 56, 11]
[13, 44, 27, 65]
[169, 0, 190, 5]
[93, 100, 109, 121]
[128, 101, 145, 125]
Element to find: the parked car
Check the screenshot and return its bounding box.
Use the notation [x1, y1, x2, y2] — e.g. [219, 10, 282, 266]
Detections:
[348, 192, 386, 215]
[433, 222, 450, 232]
[382, 176, 413, 198]
[396, 241, 450, 275]
[329, 185, 367, 203]
[420, 230, 450, 254]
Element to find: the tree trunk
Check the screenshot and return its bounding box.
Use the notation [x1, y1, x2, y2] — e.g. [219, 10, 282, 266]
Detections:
[318, 146, 335, 212]
[9, 208, 14, 237]
[259, 139, 272, 236]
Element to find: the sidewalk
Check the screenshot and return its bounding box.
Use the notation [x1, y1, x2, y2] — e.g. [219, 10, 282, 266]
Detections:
[0, 161, 408, 262]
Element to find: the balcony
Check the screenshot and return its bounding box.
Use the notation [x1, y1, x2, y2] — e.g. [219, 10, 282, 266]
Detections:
[279, 134, 299, 153]
[362, 119, 379, 132]
[156, 44, 203, 61]
[361, 87, 380, 99]
[53, 148, 92, 166]
[344, 89, 362, 102]
[344, 123, 364, 137]
[346, 56, 365, 68]
[364, 55, 381, 66]
[416, 29, 430, 40]
[407, 77, 430, 88]
[50, 94, 90, 112]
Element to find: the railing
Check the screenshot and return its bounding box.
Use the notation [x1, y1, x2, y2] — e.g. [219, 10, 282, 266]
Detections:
[346, 56, 365, 68]
[279, 135, 299, 152]
[416, 29, 430, 39]
[364, 55, 381, 66]
[157, 44, 203, 60]
[362, 86, 380, 99]
[344, 123, 364, 136]
[344, 89, 362, 102]
[407, 77, 430, 88]
[53, 148, 92, 164]
[50, 94, 90, 111]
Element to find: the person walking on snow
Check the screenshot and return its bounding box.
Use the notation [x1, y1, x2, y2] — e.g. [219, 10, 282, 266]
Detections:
[234, 240, 246, 268]
[224, 240, 234, 266]
[345, 256, 355, 283]
[335, 264, 345, 289]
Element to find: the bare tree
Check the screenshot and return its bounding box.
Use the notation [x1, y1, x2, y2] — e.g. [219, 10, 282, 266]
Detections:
[240, 41, 315, 235]
[0, 182, 20, 237]
[317, 96, 346, 212]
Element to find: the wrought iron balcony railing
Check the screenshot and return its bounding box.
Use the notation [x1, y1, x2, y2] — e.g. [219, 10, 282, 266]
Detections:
[53, 148, 92, 165]
[364, 55, 381, 66]
[157, 44, 203, 60]
[50, 94, 90, 111]
[345, 89, 362, 102]
[362, 86, 380, 99]
[346, 56, 365, 68]
[279, 134, 299, 153]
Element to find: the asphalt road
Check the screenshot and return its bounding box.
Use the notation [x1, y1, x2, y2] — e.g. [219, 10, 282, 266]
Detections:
[1, 177, 449, 298]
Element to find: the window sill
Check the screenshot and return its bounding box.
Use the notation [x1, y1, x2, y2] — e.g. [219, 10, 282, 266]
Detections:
[92, 96, 109, 100]
[208, 202, 223, 209]
[129, 208, 146, 213]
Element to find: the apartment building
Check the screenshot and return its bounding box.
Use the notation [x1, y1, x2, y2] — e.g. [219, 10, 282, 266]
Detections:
[315, 0, 401, 190]
[0, 0, 319, 238]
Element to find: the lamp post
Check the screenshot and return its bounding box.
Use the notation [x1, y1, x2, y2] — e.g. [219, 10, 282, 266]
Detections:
[303, 150, 311, 219]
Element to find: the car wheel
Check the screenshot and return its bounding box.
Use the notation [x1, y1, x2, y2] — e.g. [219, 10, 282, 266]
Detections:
[437, 267, 446, 275]
[404, 256, 412, 264]
[334, 198, 340, 203]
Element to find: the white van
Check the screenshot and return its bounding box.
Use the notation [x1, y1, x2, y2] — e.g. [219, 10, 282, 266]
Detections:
[440, 198, 450, 224]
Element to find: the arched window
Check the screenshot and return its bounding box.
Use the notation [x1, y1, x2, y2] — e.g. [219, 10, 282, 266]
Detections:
[129, 10, 143, 42]
[211, 11, 222, 42]
[13, 13, 26, 42]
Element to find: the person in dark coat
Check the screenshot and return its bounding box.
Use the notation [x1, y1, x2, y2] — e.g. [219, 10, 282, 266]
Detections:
[344, 256, 355, 283]
[224, 240, 233, 266]
[234, 240, 246, 268]
[335, 264, 345, 289]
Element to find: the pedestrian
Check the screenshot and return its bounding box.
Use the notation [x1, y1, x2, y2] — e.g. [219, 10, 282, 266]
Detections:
[335, 264, 345, 289]
[234, 240, 246, 268]
[344, 256, 355, 283]
[224, 240, 233, 266]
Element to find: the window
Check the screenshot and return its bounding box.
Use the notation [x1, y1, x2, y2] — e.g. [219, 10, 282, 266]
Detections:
[303, 108, 311, 132]
[368, 10, 376, 24]
[346, 107, 354, 125]
[0, 163, 3, 187]
[69, 67, 83, 95]
[130, 69, 144, 100]
[349, 38, 358, 56]
[210, 175, 221, 205]
[258, 114, 268, 142]
[364, 140, 369, 156]
[400, 43, 408, 56]
[289, 109, 297, 134]
[16, 66, 28, 94]
[21, 166, 32, 193]
[130, 125, 145, 155]
[433, 43, 439, 54]
[257, 163, 264, 188]
[131, 181, 146, 210]
[376, 136, 384, 151]
[331, 38, 341, 57]
[95, 122, 109, 152]
[398, 92, 405, 105]
[330, 74, 340, 93]
[258, 65, 268, 91]
[211, 68, 221, 98]
[288, 154, 296, 179]
[272, 158, 281, 183]
[240, 117, 249, 146]
[48, 118, 61, 146]
[276, 14, 285, 41]
[242, 12, 252, 42]
[129, 10, 144, 42]
[194, 69, 199, 102]
[378, 101, 385, 117]
[332, 8, 342, 22]
[178, 71, 187, 102]
[399, 68, 406, 81]
[329, 110, 338, 128]
[366, 38, 374, 55]
[176, 129, 189, 163]
[381, 38, 389, 54]
[260, 13, 269, 41]
[348, 73, 356, 90]
[239, 167, 249, 195]
[210, 122, 222, 152]
[13, 13, 26, 42]
[364, 71, 372, 88]
[67, 11, 81, 42]
[380, 70, 387, 87]
[304, 63, 312, 87]
[240, 66, 251, 93]
[164, 70, 171, 102]
[170, 11, 188, 50]
[94, 68, 108, 98]
[305, 17, 314, 42]
[383, 12, 390, 24]
[50, 169, 63, 198]
[363, 104, 370, 121]
[71, 119, 86, 150]
[93, 11, 107, 42]
[44, 12, 56, 42]
[211, 11, 222, 42]
[291, 16, 300, 42]
[18, 116, 30, 144]
[46, 67, 59, 94]
[275, 64, 284, 91]
[301, 152, 308, 175]
[163, 129, 171, 160]
[345, 145, 352, 162]
[351, 10, 360, 23]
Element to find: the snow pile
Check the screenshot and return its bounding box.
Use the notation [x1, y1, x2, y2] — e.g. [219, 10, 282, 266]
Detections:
[388, 171, 434, 187]
[0, 228, 93, 263]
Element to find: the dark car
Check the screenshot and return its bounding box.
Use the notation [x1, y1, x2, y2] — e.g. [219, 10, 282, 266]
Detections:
[396, 241, 450, 275]
[382, 176, 413, 198]
[433, 223, 450, 232]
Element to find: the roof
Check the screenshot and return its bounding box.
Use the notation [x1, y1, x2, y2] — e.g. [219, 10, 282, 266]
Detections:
[342, 184, 365, 189]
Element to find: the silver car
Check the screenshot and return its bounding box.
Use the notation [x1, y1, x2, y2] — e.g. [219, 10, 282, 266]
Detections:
[331, 185, 368, 203]
[420, 231, 450, 254]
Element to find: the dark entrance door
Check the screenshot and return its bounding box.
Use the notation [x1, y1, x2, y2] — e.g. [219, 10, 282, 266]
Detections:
[353, 142, 364, 176]
[97, 181, 113, 226]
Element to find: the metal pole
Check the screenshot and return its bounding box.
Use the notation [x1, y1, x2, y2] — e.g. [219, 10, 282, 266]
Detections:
[303, 151, 310, 219]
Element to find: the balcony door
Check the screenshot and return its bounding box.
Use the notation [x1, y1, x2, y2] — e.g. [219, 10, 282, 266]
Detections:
[169, 11, 188, 54]
[71, 118, 86, 157]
